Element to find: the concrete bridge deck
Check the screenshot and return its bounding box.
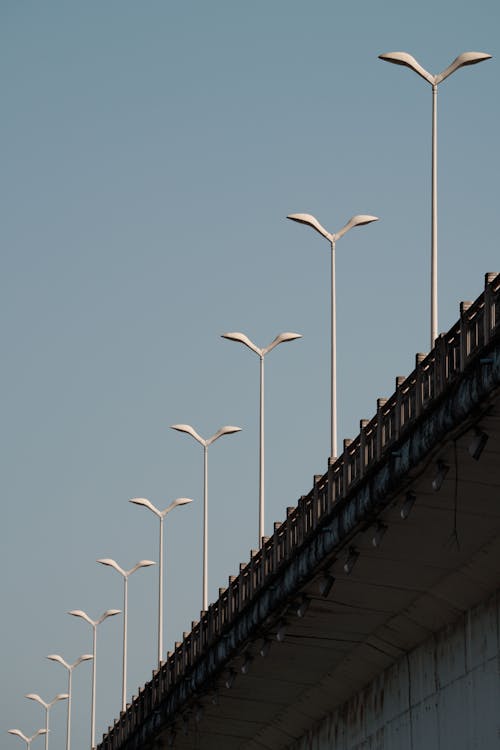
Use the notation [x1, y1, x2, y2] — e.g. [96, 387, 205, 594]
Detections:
[98, 272, 500, 750]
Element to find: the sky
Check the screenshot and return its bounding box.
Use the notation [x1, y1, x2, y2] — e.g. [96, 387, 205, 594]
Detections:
[1, 1, 499, 748]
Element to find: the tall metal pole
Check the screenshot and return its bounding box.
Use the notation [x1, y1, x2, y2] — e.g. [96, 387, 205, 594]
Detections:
[259, 354, 265, 543]
[330, 239, 337, 458]
[158, 515, 164, 665]
[122, 576, 128, 712]
[431, 83, 438, 347]
[66, 670, 72, 750]
[43, 709, 48, 750]
[91, 625, 97, 750]
[203, 444, 208, 611]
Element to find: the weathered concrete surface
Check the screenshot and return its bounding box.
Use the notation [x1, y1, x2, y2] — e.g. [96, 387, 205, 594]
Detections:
[290, 590, 500, 750]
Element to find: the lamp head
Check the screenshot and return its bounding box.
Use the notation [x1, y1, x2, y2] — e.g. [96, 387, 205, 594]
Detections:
[47, 654, 68, 669]
[287, 213, 332, 242]
[263, 332, 302, 355]
[99, 609, 121, 624]
[162, 497, 194, 518]
[335, 215, 379, 240]
[129, 497, 161, 517]
[97, 558, 125, 576]
[76, 654, 93, 665]
[206, 425, 242, 446]
[130, 560, 156, 575]
[436, 51, 492, 84]
[68, 609, 94, 626]
[221, 331, 261, 355]
[170, 424, 205, 446]
[25, 694, 47, 708]
[378, 51, 434, 84]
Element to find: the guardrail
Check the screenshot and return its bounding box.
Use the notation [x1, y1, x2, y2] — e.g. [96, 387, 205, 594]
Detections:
[99, 271, 500, 749]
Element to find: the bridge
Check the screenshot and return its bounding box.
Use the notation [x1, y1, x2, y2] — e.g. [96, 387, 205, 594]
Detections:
[98, 272, 500, 749]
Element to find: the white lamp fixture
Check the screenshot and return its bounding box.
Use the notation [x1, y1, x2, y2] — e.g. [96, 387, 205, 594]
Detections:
[129, 497, 192, 666]
[276, 620, 287, 642]
[259, 639, 272, 658]
[371, 522, 388, 548]
[25, 694, 68, 750]
[241, 654, 253, 675]
[379, 50, 491, 348]
[318, 571, 335, 598]
[46, 654, 92, 750]
[287, 213, 378, 458]
[296, 596, 310, 618]
[170, 425, 241, 611]
[97, 558, 155, 711]
[8, 730, 47, 749]
[343, 546, 359, 575]
[432, 460, 449, 491]
[224, 670, 237, 689]
[401, 490, 417, 520]
[221, 331, 302, 544]
[469, 428, 488, 460]
[67, 609, 120, 750]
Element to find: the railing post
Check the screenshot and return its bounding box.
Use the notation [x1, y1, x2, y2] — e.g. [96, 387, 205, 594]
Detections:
[460, 301, 472, 370]
[342, 439, 352, 488]
[394, 377, 405, 437]
[359, 419, 368, 476]
[327, 456, 336, 509]
[376, 399, 387, 459]
[415, 353, 426, 417]
[484, 272, 497, 345]
[433, 335, 446, 397]
[286, 506, 294, 556]
[313, 475, 322, 525]
[273, 522, 280, 570]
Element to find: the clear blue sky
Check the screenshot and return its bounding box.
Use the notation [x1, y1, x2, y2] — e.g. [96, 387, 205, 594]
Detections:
[1, 1, 498, 747]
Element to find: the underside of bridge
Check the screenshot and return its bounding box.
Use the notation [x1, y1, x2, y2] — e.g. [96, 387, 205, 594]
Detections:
[167, 408, 500, 749]
[99, 280, 500, 750]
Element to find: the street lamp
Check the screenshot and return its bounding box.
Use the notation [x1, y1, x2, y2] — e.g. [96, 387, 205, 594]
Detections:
[378, 50, 491, 348]
[67, 609, 120, 750]
[46, 654, 93, 750]
[129, 497, 192, 665]
[221, 332, 302, 544]
[8, 730, 47, 749]
[286, 214, 377, 458]
[97, 558, 155, 712]
[170, 425, 241, 610]
[25, 694, 68, 750]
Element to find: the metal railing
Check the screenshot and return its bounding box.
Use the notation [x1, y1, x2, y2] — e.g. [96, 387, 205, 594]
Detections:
[99, 272, 500, 749]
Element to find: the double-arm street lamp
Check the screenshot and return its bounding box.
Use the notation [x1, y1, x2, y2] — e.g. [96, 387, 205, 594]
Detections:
[378, 50, 491, 348]
[8, 730, 47, 749]
[46, 654, 93, 750]
[170, 425, 241, 611]
[67, 609, 120, 750]
[286, 214, 378, 458]
[97, 558, 155, 711]
[129, 497, 192, 665]
[25, 694, 68, 750]
[221, 332, 301, 544]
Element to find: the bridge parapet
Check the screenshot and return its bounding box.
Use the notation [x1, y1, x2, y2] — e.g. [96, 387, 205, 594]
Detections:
[99, 272, 500, 750]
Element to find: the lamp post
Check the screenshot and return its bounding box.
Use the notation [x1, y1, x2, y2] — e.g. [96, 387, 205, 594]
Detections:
[129, 497, 192, 665]
[96, 558, 155, 712]
[67, 609, 120, 750]
[221, 332, 301, 544]
[25, 694, 68, 750]
[46, 654, 93, 750]
[170, 425, 241, 611]
[8, 730, 47, 749]
[378, 50, 491, 348]
[286, 214, 378, 458]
